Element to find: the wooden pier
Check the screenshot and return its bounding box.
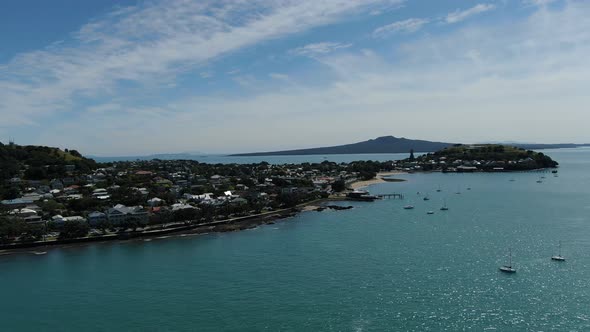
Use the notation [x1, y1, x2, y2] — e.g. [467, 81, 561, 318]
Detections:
[377, 193, 404, 199]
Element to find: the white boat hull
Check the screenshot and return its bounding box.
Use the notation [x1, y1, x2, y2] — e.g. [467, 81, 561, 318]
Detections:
[499, 266, 516, 273]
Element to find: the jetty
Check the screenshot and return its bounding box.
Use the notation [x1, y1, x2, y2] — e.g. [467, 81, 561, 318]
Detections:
[377, 193, 404, 199]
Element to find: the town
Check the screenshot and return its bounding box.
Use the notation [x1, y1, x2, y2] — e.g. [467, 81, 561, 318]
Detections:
[0, 143, 398, 247]
[0, 143, 557, 247]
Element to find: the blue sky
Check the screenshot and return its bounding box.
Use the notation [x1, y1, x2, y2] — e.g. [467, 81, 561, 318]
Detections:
[1, 0, 588, 156]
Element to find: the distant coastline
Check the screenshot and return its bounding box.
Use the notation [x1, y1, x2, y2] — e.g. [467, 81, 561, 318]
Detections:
[90, 146, 590, 163]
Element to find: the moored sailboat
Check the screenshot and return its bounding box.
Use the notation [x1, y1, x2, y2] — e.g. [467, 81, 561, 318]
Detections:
[499, 248, 516, 273]
[551, 241, 566, 261]
[440, 199, 449, 211]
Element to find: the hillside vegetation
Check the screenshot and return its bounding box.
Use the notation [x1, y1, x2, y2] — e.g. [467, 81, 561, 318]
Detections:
[0, 143, 97, 198]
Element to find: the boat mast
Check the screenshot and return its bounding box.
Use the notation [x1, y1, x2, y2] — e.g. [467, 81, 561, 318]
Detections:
[509, 248, 512, 267]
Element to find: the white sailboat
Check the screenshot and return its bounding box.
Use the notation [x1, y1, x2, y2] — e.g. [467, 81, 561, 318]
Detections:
[551, 241, 566, 261]
[499, 248, 516, 273]
[440, 199, 449, 211]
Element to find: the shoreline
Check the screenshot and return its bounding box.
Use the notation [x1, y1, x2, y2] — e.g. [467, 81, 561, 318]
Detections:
[349, 171, 407, 190]
[0, 197, 348, 256]
[0, 171, 409, 257]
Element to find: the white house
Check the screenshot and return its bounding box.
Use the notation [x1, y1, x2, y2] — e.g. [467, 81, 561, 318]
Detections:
[147, 197, 164, 207]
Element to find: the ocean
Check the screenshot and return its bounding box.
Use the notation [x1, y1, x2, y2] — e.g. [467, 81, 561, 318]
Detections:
[91, 153, 413, 164]
[1, 148, 590, 331]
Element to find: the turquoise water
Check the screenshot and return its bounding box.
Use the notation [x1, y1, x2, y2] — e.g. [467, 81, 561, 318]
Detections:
[2, 149, 590, 331]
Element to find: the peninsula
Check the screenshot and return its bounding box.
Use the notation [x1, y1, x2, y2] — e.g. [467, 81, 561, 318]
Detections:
[0, 142, 397, 250]
[0, 142, 557, 251]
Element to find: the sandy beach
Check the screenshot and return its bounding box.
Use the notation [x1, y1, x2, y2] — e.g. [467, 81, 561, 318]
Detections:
[349, 171, 406, 190]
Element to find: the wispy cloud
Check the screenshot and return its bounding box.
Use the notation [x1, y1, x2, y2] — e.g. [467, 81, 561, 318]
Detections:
[522, 0, 557, 6]
[373, 18, 429, 37]
[445, 4, 496, 24]
[290, 42, 353, 57]
[269, 73, 290, 81]
[0, 0, 400, 128]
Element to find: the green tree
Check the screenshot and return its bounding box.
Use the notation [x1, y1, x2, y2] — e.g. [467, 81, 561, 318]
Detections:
[331, 179, 346, 192]
[59, 220, 89, 239]
[96, 220, 113, 234]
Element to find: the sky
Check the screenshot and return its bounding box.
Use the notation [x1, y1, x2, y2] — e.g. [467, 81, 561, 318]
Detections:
[0, 0, 589, 156]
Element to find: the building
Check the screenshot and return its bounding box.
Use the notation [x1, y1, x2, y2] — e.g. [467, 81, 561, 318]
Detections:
[51, 215, 87, 225]
[106, 204, 149, 225]
[88, 211, 107, 226]
[1, 198, 35, 209]
[147, 197, 164, 207]
[50, 179, 64, 190]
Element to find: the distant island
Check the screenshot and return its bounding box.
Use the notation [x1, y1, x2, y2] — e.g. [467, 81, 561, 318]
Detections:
[511, 143, 590, 150]
[231, 136, 590, 157]
[230, 136, 454, 156]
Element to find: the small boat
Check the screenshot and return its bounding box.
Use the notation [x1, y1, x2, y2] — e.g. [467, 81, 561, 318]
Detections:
[427, 211, 434, 215]
[536, 180, 543, 183]
[403, 205, 414, 210]
[423, 196, 430, 201]
[551, 241, 566, 261]
[440, 199, 449, 211]
[436, 185, 442, 192]
[499, 248, 516, 273]
[551, 170, 558, 174]
[509, 179, 516, 182]
[33, 251, 47, 255]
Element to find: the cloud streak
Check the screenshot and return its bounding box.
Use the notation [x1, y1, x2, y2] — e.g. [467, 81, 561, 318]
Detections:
[445, 4, 496, 24]
[290, 42, 353, 57]
[373, 18, 430, 37]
